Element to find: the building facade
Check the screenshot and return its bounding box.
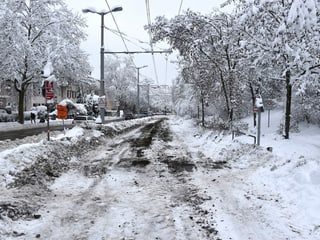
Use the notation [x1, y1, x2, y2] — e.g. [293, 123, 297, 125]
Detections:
[0, 79, 95, 112]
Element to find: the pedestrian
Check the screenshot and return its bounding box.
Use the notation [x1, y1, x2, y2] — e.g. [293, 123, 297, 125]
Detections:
[39, 112, 45, 123]
[31, 112, 36, 124]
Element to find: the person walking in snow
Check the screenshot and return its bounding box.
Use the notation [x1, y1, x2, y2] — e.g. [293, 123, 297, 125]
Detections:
[30, 112, 36, 124]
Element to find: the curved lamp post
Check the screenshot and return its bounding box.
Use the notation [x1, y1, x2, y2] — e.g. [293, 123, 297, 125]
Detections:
[82, 6, 123, 123]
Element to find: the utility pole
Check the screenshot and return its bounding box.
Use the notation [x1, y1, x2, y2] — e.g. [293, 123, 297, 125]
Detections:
[82, 6, 123, 124]
[255, 94, 264, 146]
[41, 60, 55, 141]
[99, 13, 105, 123]
[147, 84, 150, 112]
[136, 65, 148, 114]
[257, 108, 261, 146]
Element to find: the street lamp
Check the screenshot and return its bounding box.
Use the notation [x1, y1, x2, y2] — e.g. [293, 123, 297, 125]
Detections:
[136, 65, 148, 114]
[82, 6, 123, 124]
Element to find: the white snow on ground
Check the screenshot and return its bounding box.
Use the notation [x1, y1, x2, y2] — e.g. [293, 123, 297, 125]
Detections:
[0, 119, 73, 132]
[168, 110, 320, 239]
[0, 110, 319, 239]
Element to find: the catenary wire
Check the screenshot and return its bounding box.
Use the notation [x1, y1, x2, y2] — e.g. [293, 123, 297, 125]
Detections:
[145, 0, 159, 84]
[104, 0, 136, 67]
[104, 27, 152, 52]
[178, 0, 184, 15]
[104, 26, 170, 52]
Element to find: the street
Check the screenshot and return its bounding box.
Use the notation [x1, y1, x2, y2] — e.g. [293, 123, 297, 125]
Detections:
[0, 117, 218, 239]
[0, 118, 125, 141]
[0, 124, 73, 141]
[1, 115, 320, 240]
[1, 1, 320, 239]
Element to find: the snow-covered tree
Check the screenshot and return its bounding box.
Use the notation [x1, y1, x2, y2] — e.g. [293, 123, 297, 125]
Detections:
[148, 10, 245, 124]
[0, 0, 91, 123]
[147, 1, 319, 135]
[103, 55, 137, 110]
[234, 0, 320, 138]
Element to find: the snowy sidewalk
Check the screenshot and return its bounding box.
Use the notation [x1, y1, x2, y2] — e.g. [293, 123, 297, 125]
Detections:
[0, 119, 73, 132]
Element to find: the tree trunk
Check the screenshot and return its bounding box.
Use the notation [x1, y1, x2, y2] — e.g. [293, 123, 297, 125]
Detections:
[249, 83, 257, 127]
[228, 73, 234, 123]
[284, 70, 292, 139]
[220, 71, 230, 118]
[229, 108, 233, 123]
[197, 104, 200, 119]
[18, 89, 25, 124]
[201, 96, 205, 127]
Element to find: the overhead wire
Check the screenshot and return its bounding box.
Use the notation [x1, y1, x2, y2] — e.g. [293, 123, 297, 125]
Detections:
[103, 0, 173, 84]
[145, 0, 159, 84]
[104, 26, 170, 52]
[104, 27, 152, 52]
[178, 0, 184, 15]
[104, 0, 136, 67]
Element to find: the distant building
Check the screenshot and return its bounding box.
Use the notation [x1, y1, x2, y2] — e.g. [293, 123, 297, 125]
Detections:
[26, 81, 79, 110]
[0, 77, 98, 111]
[0, 79, 17, 110]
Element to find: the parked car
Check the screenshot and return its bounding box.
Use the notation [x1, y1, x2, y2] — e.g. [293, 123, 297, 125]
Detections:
[7, 111, 18, 122]
[0, 108, 18, 122]
[49, 110, 57, 120]
[0, 109, 9, 122]
[72, 115, 96, 126]
[124, 112, 134, 120]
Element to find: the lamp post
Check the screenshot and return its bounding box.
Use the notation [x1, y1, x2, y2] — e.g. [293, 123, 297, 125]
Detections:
[82, 6, 123, 123]
[136, 65, 148, 114]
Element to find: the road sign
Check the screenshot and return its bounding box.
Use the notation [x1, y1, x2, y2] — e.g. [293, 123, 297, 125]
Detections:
[255, 95, 264, 108]
[98, 97, 106, 109]
[57, 105, 68, 119]
[45, 81, 54, 100]
[264, 99, 274, 111]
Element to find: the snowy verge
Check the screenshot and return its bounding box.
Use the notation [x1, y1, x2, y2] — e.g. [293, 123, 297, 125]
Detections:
[167, 112, 320, 240]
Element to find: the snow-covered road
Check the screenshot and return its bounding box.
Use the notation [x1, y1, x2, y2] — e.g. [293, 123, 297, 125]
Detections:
[1, 117, 218, 239]
[1, 115, 320, 240]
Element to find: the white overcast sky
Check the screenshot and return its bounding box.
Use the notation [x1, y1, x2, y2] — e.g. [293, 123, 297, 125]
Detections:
[64, 0, 230, 85]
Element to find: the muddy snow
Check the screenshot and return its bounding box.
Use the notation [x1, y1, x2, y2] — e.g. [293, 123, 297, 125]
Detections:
[0, 114, 320, 240]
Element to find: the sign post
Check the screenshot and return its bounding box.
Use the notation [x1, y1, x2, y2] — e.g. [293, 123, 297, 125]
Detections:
[264, 99, 274, 128]
[255, 95, 264, 146]
[42, 60, 55, 141]
[57, 105, 68, 134]
[45, 81, 54, 141]
[57, 105, 68, 119]
[45, 82, 54, 101]
[98, 97, 105, 122]
[257, 108, 261, 146]
[98, 96, 106, 109]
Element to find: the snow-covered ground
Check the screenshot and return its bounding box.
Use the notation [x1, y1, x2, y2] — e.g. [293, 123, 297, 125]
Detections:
[171, 110, 320, 239]
[0, 119, 74, 132]
[0, 110, 319, 239]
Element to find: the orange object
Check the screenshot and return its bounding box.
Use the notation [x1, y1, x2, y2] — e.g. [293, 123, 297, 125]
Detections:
[57, 105, 68, 119]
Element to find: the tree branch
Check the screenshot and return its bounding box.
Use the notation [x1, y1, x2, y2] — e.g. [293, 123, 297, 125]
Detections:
[300, 64, 320, 77]
[31, 21, 57, 44]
